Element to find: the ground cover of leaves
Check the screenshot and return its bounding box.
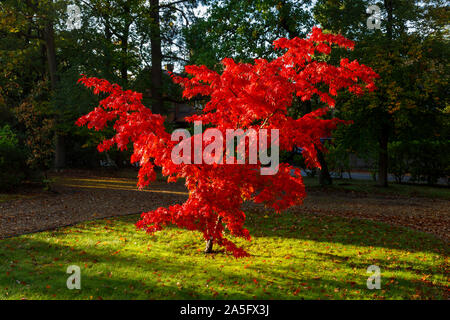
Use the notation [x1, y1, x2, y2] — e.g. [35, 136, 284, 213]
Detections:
[1, 171, 448, 241]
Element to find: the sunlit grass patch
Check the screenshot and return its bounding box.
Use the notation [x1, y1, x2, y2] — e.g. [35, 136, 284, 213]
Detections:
[0, 210, 447, 300]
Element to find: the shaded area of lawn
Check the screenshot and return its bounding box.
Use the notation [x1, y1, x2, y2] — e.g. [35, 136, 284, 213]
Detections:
[0, 210, 447, 300]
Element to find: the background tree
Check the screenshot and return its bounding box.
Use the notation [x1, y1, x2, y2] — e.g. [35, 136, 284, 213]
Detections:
[0, 0, 202, 176]
[314, 0, 449, 186]
[0, 0, 68, 169]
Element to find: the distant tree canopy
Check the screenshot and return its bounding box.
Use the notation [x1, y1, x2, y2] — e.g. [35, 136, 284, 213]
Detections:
[0, 0, 448, 188]
[313, 0, 449, 185]
[0, 0, 200, 177]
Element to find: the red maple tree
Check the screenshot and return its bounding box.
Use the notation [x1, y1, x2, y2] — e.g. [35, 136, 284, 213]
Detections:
[76, 27, 378, 257]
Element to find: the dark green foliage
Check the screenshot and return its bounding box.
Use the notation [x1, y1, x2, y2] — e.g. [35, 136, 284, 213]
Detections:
[185, 0, 314, 69]
[389, 139, 450, 185]
[314, 0, 449, 186]
[407, 140, 450, 185]
[388, 141, 410, 183]
[0, 125, 26, 191]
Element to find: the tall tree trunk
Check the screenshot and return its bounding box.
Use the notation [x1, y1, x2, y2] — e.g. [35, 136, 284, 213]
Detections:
[120, 4, 131, 86]
[316, 146, 332, 186]
[377, 123, 389, 187]
[44, 23, 58, 90]
[103, 18, 113, 80]
[120, 33, 129, 84]
[150, 0, 163, 114]
[384, 0, 393, 40]
[44, 22, 65, 169]
[39, 30, 47, 82]
[377, 0, 394, 187]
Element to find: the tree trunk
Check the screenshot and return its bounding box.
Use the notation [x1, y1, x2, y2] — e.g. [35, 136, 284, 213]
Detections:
[377, 0, 393, 187]
[377, 124, 389, 187]
[120, 4, 131, 86]
[54, 134, 66, 170]
[103, 18, 113, 80]
[316, 146, 332, 186]
[204, 237, 213, 253]
[384, 0, 393, 40]
[204, 217, 223, 254]
[44, 22, 65, 169]
[44, 23, 58, 91]
[120, 34, 129, 85]
[150, 0, 163, 114]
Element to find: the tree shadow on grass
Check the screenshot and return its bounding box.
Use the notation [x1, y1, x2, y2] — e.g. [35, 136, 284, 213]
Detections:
[0, 226, 447, 300]
[0, 206, 448, 300]
[0, 236, 204, 299]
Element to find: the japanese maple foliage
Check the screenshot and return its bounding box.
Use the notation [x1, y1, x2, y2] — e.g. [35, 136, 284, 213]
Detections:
[76, 27, 378, 257]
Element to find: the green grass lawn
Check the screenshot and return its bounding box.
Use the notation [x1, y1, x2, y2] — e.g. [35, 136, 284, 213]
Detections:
[0, 208, 448, 300]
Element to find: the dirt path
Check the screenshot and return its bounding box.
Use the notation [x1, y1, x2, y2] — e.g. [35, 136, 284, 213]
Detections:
[1, 172, 449, 241]
[0, 174, 188, 239]
[294, 191, 450, 241]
